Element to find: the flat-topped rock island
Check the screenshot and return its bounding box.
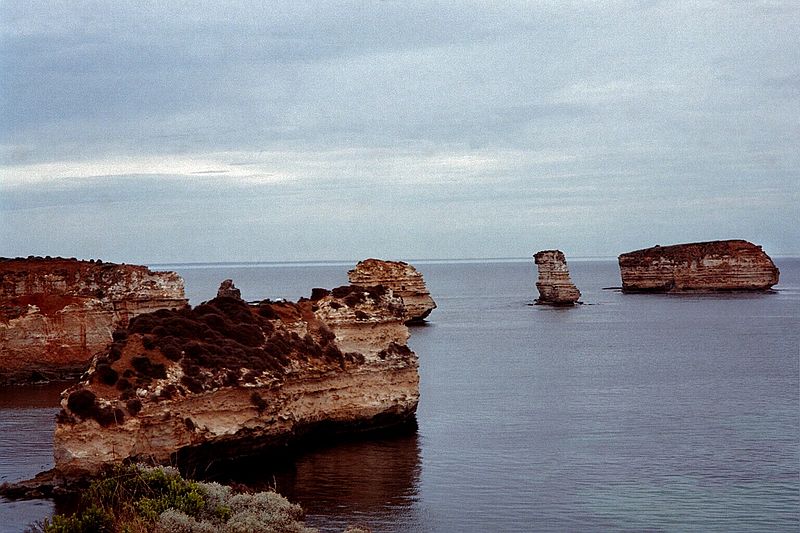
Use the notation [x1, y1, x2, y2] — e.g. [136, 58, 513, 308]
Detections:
[618, 240, 780, 293]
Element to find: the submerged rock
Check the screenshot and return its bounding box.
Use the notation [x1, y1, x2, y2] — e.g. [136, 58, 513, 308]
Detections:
[0, 257, 188, 384]
[347, 259, 436, 323]
[533, 250, 581, 305]
[53, 283, 419, 477]
[618, 240, 779, 293]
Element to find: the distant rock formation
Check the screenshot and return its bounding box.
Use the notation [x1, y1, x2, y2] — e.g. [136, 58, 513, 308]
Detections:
[618, 240, 780, 293]
[53, 283, 419, 477]
[348, 259, 436, 323]
[533, 250, 581, 305]
[0, 257, 188, 384]
[216, 279, 242, 300]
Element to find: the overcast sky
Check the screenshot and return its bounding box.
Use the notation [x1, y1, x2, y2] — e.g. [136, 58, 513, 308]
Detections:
[1, 1, 798, 263]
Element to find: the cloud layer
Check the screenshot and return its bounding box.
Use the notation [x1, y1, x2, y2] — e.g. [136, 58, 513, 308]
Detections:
[2, 1, 798, 262]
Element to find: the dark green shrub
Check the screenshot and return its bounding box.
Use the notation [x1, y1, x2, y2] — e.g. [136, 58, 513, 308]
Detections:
[94, 363, 118, 386]
[42, 504, 113, 532]
[40, 464, 317, 533]
[126, 398, 142, 416]
[66, 390, 96, 417]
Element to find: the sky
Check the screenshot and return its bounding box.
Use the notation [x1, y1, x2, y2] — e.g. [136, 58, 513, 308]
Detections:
[1, 0, 798, 263]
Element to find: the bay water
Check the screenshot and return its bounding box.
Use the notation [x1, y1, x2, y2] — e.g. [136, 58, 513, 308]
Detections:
[1, 259, 798, 532]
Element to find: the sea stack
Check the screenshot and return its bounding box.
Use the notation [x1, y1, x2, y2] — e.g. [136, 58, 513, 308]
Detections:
[618, 240, 779, 293]
[533, 250, 581, 305]
[0, 257, 188, 384]
[348, 259, 436, 323]
[53, 283, 419, 477]
[216, 279, 242, 300]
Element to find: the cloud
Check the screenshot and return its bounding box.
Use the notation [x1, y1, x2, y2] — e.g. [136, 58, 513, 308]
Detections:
[1, 1, 798, 259]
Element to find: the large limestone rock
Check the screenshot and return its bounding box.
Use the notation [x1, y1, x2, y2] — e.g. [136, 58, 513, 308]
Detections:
[618, 240, 779, 293]
[348, 259, 436, 323]
[53, 283, 419, 477]
[533, 250, 581, 305]
[0, 257, 188, 384]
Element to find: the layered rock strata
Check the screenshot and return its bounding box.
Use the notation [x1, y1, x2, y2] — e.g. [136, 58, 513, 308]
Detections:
[618, 240, 779, 293]
[347, 259, 436, 323]
[53, 283, 419, 477]
[533, 250, 581, 305]
[0, 257, 188, 384]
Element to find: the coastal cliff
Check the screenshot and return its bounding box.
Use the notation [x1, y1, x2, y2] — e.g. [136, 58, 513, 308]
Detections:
[618, 240, 779, 293]
[533, 250, 581, 305]
[52, 283, 419, 477]
[347, 259, 436, 323]
[0, 257, 187, 384]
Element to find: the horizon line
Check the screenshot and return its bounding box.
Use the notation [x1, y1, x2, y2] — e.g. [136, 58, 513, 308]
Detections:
[147, 254, 800, 268]
[149, 255, 610, 265]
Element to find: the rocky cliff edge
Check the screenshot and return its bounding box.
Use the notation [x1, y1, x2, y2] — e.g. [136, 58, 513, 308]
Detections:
[53, 283, 419, 477]
[348, 259, 436, 323]
[0, 257, 188, 384]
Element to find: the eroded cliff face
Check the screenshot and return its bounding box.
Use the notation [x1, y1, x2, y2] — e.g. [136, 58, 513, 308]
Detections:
[0, 257, 188, 383]
[347, 259, 436, 323]
[533, 250, 581, 305]
[53, 283, 419, 477]
[618, 240, 779, 293]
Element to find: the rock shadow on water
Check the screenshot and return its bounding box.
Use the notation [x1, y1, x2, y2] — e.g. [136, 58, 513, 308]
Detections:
[527, 301, 585, 309]
[622, 290, 779, 301]
[199, 426, 424, 532]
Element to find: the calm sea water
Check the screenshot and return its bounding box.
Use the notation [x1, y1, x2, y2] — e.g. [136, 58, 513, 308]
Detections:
[1, 259, 798, 532]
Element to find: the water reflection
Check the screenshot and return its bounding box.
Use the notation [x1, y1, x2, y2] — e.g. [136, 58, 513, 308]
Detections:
[212, 431, 425, 533]
[0, 381, 70, 411]
[0, 381, 68, 531]
[2, 259, 798, 532]
[0, 377, 425, 532]
[0, 381, 69, 484]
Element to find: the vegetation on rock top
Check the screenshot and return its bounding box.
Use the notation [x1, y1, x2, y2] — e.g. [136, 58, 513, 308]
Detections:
[59, 290, 395, 426]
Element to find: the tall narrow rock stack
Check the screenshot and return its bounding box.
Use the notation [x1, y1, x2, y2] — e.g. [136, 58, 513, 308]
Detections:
[348, 259, 436, 323]
[0, 257, 188, 383]
[533, 250, 581, 305]
[618, 240, 780, 292]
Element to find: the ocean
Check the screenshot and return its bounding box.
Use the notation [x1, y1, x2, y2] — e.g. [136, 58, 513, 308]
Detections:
[1, 258, 798, 532]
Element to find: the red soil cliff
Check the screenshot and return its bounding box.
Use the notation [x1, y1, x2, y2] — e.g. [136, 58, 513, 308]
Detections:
[0, 257, 188, 383]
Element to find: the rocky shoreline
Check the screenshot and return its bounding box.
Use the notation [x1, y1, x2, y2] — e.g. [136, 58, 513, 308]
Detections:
[3, 463, 370, 533]
[0, 243, 783, 504]
[0, 257, 439, 513]
[51, 283, 420, 478]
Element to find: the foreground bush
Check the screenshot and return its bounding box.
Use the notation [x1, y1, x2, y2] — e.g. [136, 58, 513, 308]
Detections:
[36, 464, 317, 533]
